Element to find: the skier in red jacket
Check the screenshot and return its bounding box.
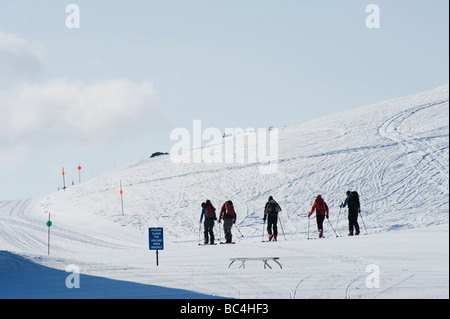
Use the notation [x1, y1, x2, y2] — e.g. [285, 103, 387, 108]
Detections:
[308, 194, 329, 238]
[219, 200, 237, 243]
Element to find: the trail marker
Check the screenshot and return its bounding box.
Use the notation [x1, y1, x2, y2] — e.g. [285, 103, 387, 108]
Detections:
[77, 164, 82, 184]
[149, 227, 164, 266]
[119, 180, 124, 216]
[46, 213, 52, 255]
[62, 167, 66, 190]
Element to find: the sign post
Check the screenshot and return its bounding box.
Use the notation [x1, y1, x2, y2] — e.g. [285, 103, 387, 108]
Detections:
[149, 227, 164, 266]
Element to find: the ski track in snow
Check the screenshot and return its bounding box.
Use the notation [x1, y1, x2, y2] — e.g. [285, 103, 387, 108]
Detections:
[0, 85, 448, 299]
[373, 273, 416, 299]
[378, 100, 449, 193]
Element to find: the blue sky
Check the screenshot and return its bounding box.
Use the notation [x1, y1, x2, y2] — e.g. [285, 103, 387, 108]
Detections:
[0, 1, 448, 200]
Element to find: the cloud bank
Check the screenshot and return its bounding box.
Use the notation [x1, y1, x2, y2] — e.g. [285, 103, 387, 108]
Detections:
[0, 79, 158, 145]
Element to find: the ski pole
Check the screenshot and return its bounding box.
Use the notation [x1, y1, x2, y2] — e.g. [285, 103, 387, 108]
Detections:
[335, 205, 342, 231]
[198, 221, 202, 245]
[262, 218, 266, 242]
[218, 220, 223, 242]
[359, 210, 368, 235]
[234, 222, 244, 238]
[278, 216, 286, 240]
[217, 221, 221, 242]
[327, 217, 339, 237]
[222, 220, 225, 240]
[307, 215, 311, 239]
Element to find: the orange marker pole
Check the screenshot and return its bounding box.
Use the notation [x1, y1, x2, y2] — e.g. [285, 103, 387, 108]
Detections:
[78, 164, 82, 184]
[62, 167, 66, 191]
[120, 180, 124, 216]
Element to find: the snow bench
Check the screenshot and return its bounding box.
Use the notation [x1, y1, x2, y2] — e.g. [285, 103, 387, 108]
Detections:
[228, 257, 282, 270]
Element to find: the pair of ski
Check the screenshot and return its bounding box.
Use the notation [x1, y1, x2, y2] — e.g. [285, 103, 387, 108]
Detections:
[307, 234, 344, 240]
[198, 242, 236, 246]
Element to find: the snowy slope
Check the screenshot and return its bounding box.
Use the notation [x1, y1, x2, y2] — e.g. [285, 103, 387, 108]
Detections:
[0, 85, 448, 299]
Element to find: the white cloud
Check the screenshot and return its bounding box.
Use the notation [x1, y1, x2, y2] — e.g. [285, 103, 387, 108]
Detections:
[0, 78, 161, 146]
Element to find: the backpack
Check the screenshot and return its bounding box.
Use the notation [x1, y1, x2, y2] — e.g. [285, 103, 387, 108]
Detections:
[268, 200, 279, 215]
[348, 191, 360, 210]
[315, 197, 326, 214]
[205, 203, 216, 219]
[225, 201, 235, 216]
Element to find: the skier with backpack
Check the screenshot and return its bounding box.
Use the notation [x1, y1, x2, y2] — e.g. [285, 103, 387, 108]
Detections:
[199, 200, 217, 245]
[219, 200, 237, 243]
[264, 196, 282, 241]
[308, 194, 329, 238]
[340, 191, 360, 236]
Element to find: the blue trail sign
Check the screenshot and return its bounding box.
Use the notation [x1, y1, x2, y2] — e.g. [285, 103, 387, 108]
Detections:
[149, 227, 164, 266]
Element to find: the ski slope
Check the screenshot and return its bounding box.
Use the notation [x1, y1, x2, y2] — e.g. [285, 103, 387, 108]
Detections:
[0, 85, 449, 299]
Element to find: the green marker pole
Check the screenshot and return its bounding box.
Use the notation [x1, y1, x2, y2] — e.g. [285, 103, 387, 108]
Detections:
[46, 213, 52, 255]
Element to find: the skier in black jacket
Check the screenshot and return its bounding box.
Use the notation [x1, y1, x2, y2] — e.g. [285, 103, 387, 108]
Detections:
[200, 200, 217, 244]
[264, 196, 282, 241]
[341, 191, 360, 236]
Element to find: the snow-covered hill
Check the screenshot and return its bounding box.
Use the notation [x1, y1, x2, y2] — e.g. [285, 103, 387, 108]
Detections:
[1, 85, 449, 299]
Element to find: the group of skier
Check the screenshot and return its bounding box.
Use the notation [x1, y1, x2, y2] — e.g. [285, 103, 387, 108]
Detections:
[199, 191, 362, 245]
[200, 199, 237, 244]
[308, 191, 361, 238]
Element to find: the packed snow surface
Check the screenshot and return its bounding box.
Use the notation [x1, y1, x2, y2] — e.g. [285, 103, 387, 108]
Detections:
[1, 85, 449, 299]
